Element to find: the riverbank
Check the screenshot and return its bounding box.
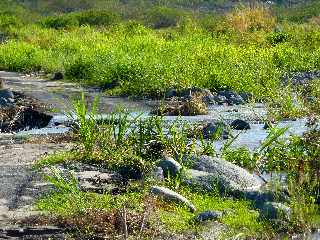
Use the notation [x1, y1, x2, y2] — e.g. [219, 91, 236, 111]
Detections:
[0, 71, 319, 239]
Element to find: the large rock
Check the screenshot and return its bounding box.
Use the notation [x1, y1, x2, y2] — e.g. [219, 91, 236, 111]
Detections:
[200, 122, 229, 139]
[158, 156, 182, 178]
[283, 71, 320, 86]
[185, 156, 263, 192]
[151, 166, 164, 181]
[76, 170, 122, 194]
[152, 96, 208, 116]
[51, 72, 64, 80]
[0, 97, 14, 107]
[230, 119, 250, 130]
[0, 107, 53, 132]
[179, 87, 213, 99]
[213, 95, 227, 105]
[150, 186, 196, 212]
[218, 90, 244, 105]
[165, 88, 178, 98]
[258, 202, 291, 220]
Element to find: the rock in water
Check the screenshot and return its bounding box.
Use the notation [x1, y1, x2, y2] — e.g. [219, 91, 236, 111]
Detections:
[230, 119, 250, 130]
[0, 78, 4, 89]
[51, 72, 64, 80]
[165, 88, 178, 98]
[218, 90, 244, 105]
[200, 122, 229, 139]
[185, 156, 263, 192]
[150, 186, 196, 212]
[158, 156, 182, 178]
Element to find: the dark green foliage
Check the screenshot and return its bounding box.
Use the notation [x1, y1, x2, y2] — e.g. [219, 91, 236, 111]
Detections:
[146, 6, 186, 29]
[42, 10, 120, 29]
[274, 0, 320, 23]
[267, 31, 290, 45]
[42, 15, 79, 29]
[65, 58, 95, 80]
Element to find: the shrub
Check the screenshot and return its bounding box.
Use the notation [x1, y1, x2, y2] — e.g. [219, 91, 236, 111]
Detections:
[42, 10, 120, 29]
[146, 6, 185, 29]
[75, 10, 120, 26]
[0, 15, 22, 31]
[267, 31, 290, 45]
[227, 6, 276, 32]
[42, 15, 79, 29]
[65, 57, 96, 80]
[0, 41, 44, 72]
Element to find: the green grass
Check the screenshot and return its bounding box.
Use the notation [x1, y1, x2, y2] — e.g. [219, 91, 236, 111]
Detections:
[160, 190, 270, 237]
[35, 151, 80, 169]
[36, 177, 270, 239]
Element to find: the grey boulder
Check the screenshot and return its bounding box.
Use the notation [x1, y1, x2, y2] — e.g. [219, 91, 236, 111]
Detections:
[76, 170, 122, 194]
[165, 88, 178, 98]
[258, 202, 291, 220]
[158, 156, 182, 178]
[51, 72, 64, 80]
[150, 186, 196, 212]
[0, 97, 14, 107]
[218, 90, 244, 105]
[151, 166, 164, 181]
[201, 122, 229, 139]
[213, 95, 227, 105]
[185, 156, 263, 192]
[230, 119, 250, 130]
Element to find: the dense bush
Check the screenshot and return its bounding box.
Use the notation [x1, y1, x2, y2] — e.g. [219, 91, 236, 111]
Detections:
[42, 10, 120, 29]
[146, 6, 186, 29]
[267, 31, 290, 45]
[42, 15, 79, 29]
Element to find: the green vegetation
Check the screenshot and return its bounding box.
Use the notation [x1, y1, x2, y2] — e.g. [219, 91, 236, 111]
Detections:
[0, 0, 319, 101]
[33, 94, 319, 239]
[2, 0, 319, 238]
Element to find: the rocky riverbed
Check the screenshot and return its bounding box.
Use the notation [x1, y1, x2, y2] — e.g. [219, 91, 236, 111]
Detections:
[0, 71, 319, 239]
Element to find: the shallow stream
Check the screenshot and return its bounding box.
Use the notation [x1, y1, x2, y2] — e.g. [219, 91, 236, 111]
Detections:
[1, 71, 311, 152]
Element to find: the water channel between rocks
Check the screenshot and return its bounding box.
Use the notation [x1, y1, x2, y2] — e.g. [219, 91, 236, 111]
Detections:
[0, 71, 310, 152]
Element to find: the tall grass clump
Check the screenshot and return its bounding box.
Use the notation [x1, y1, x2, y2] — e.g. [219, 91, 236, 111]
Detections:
[68, 93, 99, 158]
